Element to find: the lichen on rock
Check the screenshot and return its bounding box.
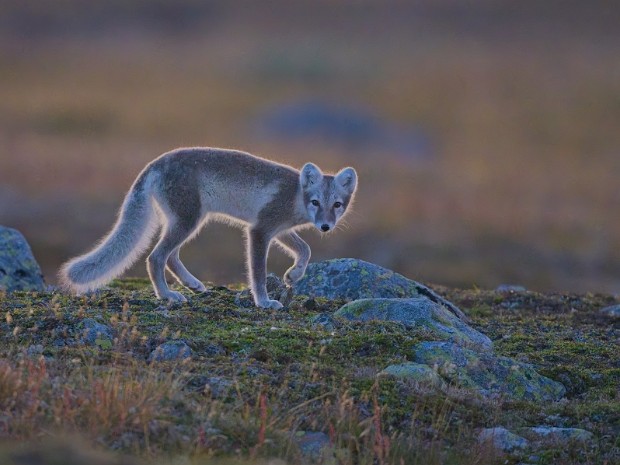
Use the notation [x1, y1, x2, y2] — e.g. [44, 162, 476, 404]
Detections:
[335, 297, 492, 350]
[293, 258, 466, 320]
[413, 341, 566, 401]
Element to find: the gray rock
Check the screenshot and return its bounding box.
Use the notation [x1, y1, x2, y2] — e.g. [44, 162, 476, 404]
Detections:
[599, 304, 620, 318]
[149, 340, 192, 362]
[295, 431, 331, 460]
[80, 318, 114, 346]
[479, 427, 529, 452]
[335, 298, 491, 350]
[414, 342, 566, 402]
[378, 362, 445, 387]
[0, 226, 45, 292]
[293, 258, 466, 320]
[523, 426, 593, 442]
[265, 273, 286, 295]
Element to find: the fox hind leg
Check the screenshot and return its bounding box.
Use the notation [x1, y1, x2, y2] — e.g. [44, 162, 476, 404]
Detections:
[148, 215, 200, 303]
[167, 247, 206, 293]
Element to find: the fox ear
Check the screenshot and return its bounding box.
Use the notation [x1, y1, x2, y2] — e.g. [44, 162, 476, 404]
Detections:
[335, 167, 357, 194]
[301, 163, 323, 188]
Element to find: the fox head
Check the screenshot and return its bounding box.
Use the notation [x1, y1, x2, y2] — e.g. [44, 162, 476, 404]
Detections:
[300, 163, 358, 233]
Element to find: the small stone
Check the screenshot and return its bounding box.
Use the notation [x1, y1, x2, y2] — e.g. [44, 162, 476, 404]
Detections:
[479, 427, 529, 452]
[81, 318, 114, 346]
[149, 340, 192, 362]
[599, 304, 620, 319]
[378, 362, 445, 388]
[0, 226, 45, 292]
[266, 273, 286, 296]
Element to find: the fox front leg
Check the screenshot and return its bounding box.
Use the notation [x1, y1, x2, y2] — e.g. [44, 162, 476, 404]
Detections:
[247, 228, 284, 309]
[276, 231, 311, 286]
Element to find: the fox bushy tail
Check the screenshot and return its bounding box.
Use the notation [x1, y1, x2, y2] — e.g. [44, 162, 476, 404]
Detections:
[59, 174, 158, 293]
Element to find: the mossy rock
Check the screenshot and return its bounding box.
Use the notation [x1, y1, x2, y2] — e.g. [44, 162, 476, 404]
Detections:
[414, 341, 566, 402]
[335, 298, 491, 350]
[378, 362, 446, 388]
[0, 226, 45, 292]
[293, 258, 466, 320]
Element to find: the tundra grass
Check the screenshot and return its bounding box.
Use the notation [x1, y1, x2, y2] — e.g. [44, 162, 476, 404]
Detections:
[0, 282, 618, 464]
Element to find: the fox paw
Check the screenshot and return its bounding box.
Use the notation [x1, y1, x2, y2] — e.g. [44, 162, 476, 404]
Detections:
[256, 298, 284, 310]
[283, 266, 306, 286]
[162, 290, 187, 304]
[187, 281, 207, 293]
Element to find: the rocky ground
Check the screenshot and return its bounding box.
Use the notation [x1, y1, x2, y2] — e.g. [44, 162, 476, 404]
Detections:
[0, 250, 618, 465]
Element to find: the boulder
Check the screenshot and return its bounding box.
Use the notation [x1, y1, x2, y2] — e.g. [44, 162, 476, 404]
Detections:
[413, 341, 566, 401]
[293, 258, 466, 320]
[335, 298, 491, 350]
[479, 427, 529, 452]
[0, 226, 45, 292]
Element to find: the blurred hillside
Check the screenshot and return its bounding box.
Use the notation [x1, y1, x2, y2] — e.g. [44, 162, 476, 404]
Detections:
[1, 0, 620, 293]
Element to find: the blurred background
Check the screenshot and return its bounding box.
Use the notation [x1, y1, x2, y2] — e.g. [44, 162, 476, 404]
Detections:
[1, 0, 619, 294]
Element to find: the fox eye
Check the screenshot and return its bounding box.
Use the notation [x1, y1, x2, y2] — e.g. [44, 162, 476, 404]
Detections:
[311, 200, 320, 207]
[333, 201, 342, 208]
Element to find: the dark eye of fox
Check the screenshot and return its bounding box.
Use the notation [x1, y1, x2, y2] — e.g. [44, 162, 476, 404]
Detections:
[311, 200, 320, 206]
[333, 202, 342, 208]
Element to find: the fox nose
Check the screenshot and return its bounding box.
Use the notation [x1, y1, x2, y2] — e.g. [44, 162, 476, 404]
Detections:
[321, 224, 330, 232]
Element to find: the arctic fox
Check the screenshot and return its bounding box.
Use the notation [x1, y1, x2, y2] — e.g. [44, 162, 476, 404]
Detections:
[59, 147, 358, 309]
